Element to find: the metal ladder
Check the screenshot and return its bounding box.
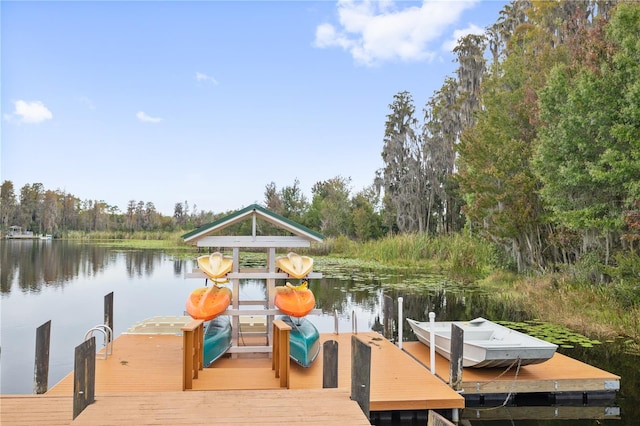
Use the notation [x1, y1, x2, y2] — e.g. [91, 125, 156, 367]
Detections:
[83, 324, 113, 359]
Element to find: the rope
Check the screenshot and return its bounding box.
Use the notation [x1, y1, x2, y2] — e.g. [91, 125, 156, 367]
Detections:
[473, 356, 523, 411]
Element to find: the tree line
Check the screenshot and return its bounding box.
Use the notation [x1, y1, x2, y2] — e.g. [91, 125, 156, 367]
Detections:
[0, 177, 384, 240]
[2, 1, 639, 283]
[379, 0, 639, 277]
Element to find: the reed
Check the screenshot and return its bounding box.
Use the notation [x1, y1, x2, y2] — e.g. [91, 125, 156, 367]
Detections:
[313, 233, 497, 281]
[481, 271, 640, 342]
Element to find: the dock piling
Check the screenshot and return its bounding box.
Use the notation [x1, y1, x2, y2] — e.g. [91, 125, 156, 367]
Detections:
[322, 340, 338, 388]
[73, 337, 96, 419]
[383, 295, 393, 340]
[350, 336, 371, 419]
[449, 324, 464, 391]
[104, 292, 113, 343]
[34, 320, 51, 394]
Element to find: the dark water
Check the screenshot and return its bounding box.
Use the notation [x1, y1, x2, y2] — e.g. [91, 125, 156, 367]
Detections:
[1, 240, 636, 425]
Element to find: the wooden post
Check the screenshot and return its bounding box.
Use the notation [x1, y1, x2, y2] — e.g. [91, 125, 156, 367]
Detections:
[272, 319, 291, 388]
[449, 324, 464, 391]
[33, 320, 51, 394]
[181, 320, 204, 390]
[73, 337, 96, 419]
[383, 295, 393, 340]
[322, 340, 338, 388]
[350, 336, 371, 419]
[104, 292, 113, 342]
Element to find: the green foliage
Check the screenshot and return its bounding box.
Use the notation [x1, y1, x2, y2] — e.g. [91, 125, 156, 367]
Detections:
[318, 233, 498, 282]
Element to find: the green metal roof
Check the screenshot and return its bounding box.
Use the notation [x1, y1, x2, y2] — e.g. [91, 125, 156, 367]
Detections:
[181, 204, 324, 243]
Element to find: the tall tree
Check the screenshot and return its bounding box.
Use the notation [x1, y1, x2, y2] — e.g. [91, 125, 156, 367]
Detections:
[535, 1, 640, 263]
[0, 180, 17, 229]
[351, 185, 383, 241]
[380, 91, 426, 233]
[309, 176, 353, 237]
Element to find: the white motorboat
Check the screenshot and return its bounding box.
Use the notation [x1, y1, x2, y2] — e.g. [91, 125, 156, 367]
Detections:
[406, 317, 558, 368]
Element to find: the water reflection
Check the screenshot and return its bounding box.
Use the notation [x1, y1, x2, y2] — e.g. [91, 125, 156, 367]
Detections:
[1, 240, 189, 294]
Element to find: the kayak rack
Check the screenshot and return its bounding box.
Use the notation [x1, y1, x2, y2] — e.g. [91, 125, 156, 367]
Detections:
[84, 325, 113, 360]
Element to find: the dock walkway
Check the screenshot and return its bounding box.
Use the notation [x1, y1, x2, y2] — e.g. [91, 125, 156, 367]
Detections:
[46, 332, 464, 412]
[1, 389, 369, 425]
[11, 330, 463, 425]
[402, 341, 620, 396]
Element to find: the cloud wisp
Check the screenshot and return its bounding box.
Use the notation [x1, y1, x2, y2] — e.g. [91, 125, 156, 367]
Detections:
[314, 0, 479, 66]
[195, 72, 219, 85]
[4, 100, 53, 124]
[136, 111, 163, 123]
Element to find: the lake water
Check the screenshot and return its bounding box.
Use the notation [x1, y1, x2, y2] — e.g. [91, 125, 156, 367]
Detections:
[1, 240, 636, 425]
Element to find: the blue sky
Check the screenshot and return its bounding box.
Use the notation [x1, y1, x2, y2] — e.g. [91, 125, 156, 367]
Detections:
[2, 0, 507, 216]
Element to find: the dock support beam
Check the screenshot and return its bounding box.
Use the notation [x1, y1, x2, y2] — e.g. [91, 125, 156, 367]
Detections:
[34, 320, 51, 394]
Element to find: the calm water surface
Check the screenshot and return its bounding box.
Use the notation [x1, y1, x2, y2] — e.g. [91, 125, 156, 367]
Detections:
[1, 240, 636, 425]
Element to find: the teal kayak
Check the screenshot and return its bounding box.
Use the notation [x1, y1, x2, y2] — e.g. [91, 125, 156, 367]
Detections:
[203, 315, 232, 367]
[278, 315, 320, 368]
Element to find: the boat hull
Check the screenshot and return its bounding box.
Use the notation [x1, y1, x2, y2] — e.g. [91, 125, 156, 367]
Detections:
[186, 285, 232, 321]
[275, 252, 313, 279]
[406, 317, 558, 368]
[204, 316, 232, 366]
[197, 252, 233, 279]
[274, 282, 315, 317]
[278, 316, 320, 368]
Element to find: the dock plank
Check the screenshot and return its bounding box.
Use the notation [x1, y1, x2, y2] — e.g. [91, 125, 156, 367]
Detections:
[0, 395, 73, 425]
[402, 341, 620, 394]
[1, 390, 370, 425]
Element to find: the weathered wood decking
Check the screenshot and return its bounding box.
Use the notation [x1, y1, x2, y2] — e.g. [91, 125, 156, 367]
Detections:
[402, 341, 620, 395]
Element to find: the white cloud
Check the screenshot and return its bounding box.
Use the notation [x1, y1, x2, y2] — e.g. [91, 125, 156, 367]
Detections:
[195, 72, 218, 85]
[5, 100, 53, 123]
[441, 23, 485, 51]
[136, 111, 162, 123]
[314, 0, 479, 66]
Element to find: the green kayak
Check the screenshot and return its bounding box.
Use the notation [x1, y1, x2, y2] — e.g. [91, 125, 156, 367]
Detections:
[203, 315, 232, 367]
[278, 315, 320, 368]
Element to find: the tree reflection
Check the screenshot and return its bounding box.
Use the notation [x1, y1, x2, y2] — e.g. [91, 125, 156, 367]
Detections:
[0, 241, 165, 294]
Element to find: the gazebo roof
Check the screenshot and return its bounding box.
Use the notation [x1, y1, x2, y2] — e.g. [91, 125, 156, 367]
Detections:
[181, 204, 324, 247]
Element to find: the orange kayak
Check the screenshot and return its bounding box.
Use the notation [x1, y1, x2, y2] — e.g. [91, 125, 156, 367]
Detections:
[197, 252, 233, 279]
[186, 285, 232, 321]
[274, 282, 315, 318]
[276, 252, 313, 279]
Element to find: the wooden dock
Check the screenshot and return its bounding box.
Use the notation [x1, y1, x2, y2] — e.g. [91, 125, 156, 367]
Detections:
[402, 341, 620, 396]
[6, 330, 463, 425]
[46, 332, 464, 411]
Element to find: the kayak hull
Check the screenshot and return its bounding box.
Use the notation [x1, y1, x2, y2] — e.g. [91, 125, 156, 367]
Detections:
[274, 283, 315, 317]
[276, 252, 313, 279]
[204, 316, 232, 367]
[197, 252, 233, 279]
[278, 315, 320, 368]
[186, 285, 232, 321]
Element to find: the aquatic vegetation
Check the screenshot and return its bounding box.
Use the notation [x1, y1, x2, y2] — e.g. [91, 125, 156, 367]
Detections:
[497, 320, 603, 349]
